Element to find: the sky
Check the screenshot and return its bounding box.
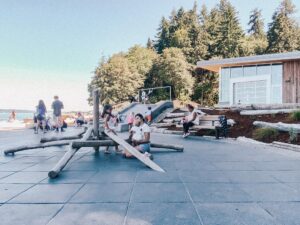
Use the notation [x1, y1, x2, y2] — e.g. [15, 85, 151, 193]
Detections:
[0, 0, 300, 111]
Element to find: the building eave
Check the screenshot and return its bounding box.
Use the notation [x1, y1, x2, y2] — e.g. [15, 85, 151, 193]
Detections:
[197, 51, 300, 72]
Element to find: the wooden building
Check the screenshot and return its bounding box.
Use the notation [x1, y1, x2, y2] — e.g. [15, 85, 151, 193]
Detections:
[197, 51, 300, 106]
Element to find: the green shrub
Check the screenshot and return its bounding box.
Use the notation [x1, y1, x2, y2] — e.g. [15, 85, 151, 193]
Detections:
[253, 128, 279, 142]
[290, 110, 300, 121]
[289, 128, 298, 144]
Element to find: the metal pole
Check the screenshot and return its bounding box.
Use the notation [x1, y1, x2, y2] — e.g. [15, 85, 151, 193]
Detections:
[93, 89, 100, 139]
[169, 86, 172, 101]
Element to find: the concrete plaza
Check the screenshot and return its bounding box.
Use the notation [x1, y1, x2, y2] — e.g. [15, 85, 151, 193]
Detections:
[0, 129, 300, 225]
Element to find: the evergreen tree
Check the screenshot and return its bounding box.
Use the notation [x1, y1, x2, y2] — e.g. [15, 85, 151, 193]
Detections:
[146, 38, 154, 50]
[206, 7, 222, 58]
[242, 8, 267, 55]
[154, 17, 171, 53]
[267, 0, 299, 53]
[248, 8, 265, 38]
[214, 0, 244, 58]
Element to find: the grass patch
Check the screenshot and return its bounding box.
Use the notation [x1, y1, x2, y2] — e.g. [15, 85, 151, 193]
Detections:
[253, 128, 279, 142]
[290, 110, 300, 121]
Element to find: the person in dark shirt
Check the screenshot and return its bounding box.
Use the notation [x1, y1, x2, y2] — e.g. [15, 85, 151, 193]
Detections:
[35, 100, 47, 134]
[51, 95, 64, 132]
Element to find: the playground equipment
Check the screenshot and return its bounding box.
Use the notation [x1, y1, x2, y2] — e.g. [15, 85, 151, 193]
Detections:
[3, 89, 183, 178]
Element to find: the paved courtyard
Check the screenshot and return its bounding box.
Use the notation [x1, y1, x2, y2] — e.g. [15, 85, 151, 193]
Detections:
[0, 129, 300, 225]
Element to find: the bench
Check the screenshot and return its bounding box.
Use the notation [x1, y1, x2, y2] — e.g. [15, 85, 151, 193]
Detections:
[176, 115, 230, 139]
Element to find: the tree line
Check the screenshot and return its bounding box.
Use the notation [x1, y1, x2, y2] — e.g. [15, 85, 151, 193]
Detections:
[89, 0, 300, 105]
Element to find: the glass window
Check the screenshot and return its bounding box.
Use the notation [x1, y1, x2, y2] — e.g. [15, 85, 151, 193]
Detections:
[220, 68, 230, 102]
[271, 64, 283, 85]
[243, 66, 257, 77]
[257, 65, 271, 75]
[230, 67, 243, 78]
[270, 64, 282, 103]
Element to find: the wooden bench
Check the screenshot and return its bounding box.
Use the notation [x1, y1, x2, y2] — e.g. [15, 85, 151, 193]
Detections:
[176, 115, 229, 139]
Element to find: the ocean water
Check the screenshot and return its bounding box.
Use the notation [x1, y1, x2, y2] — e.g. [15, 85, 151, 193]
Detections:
[0, 112, 34, 121]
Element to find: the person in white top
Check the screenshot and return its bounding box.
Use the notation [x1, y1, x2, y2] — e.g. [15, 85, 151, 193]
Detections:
[182, 104, 205, 138]
[124, 113, 153, 159]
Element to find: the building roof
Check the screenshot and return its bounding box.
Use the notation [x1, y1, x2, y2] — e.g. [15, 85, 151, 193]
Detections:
[196, 51, 300, 72]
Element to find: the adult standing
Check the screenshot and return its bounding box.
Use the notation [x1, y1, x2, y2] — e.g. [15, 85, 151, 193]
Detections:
[51, 95, 64, 132]
[35, 100, 47, 134]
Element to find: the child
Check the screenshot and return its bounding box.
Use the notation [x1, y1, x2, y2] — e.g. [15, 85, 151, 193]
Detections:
[102, 104, 121, 154]
[127, 112, 134, 130]
[145, 107, 152, 124]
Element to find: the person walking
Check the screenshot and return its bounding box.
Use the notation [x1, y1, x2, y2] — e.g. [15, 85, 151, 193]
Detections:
[35, 100, 47, 134]
[51, 95, 64, 132]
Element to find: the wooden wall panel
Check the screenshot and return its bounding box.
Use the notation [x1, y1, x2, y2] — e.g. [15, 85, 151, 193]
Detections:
[283, 60, 300, 103]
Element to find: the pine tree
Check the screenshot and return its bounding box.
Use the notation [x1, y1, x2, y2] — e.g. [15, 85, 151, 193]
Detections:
[214, 0, 244, 58]
[248, 8, 265, 38]
[146, 38, 154, 50]
[267, 0, 299, 53]
[206, 6, 222, 58]
[154, 17, 171, 53]
[242, 8, 267, 55]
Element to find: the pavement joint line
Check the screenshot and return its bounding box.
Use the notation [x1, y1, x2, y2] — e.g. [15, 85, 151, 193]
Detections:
[179, 174, 204, 225]
[122, 171, 138, 225]
[45, 181, 87, 224]
[2, 168, 54, 204]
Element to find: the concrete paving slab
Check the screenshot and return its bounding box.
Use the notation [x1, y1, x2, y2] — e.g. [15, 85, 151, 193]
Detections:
[42, 171, 96, 184]
[0, 171, 48, 183]
[9, 184, 82, 203]
[23, 162, 59, 172]
[186, 183, 252, 203]
[48, 203, 127, 225]
[224, 171, 279, 183]
[0, 162, 37, 172]
[268, 171, 300, 182]
[0, 171, 14, 179]
[0, 183, 33, 203]
[175, 161, 217, 171]
[250, 161, 300, 171]
[179, 171, 231, 183]
[212, 161, 256, 171]
[238, 183, 300, 202]
[261, 202, 300, 225]
[125, 203, 201, 225]
[136, 171, 180, 183]
[0, 204, 63, 225]
[88, 171, 137, 183]
[131, 183, 189, 203]
[11, 156, 51, 164]
[196, 203, 280, 225]
[70, 183, 133, 203]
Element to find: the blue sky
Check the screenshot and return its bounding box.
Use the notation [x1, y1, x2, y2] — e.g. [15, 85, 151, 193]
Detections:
[0, 0, 299, 111]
